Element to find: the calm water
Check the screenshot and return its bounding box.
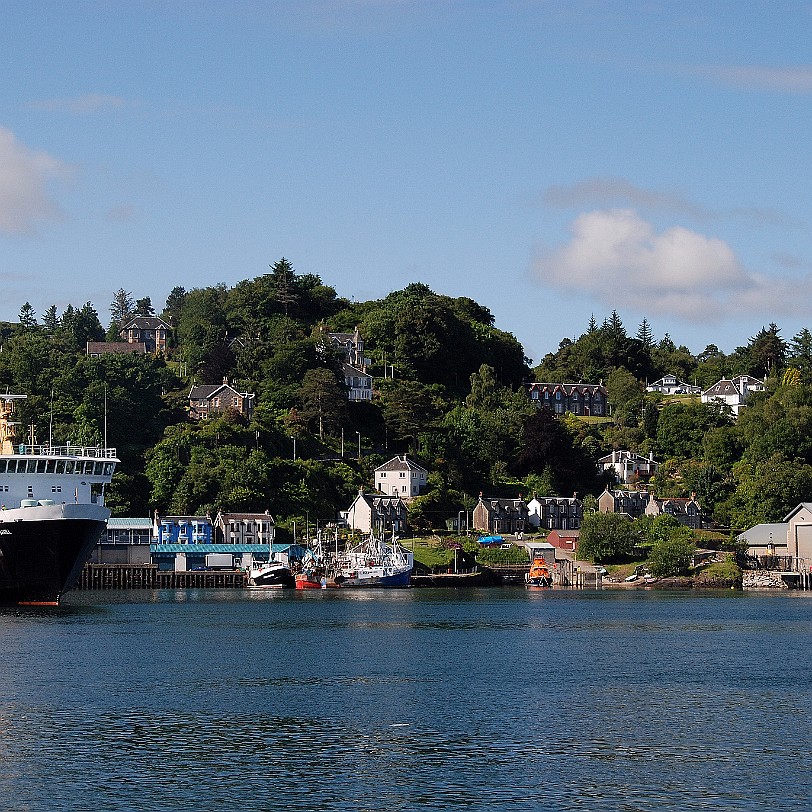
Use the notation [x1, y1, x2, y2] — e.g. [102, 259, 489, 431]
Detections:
[1, 587, 811, 811]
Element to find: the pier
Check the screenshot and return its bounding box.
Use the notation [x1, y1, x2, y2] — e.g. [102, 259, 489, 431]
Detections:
[77, 564, 248, 590]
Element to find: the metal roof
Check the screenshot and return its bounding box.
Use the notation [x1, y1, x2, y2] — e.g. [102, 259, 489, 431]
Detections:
[108, 517, 153, 528]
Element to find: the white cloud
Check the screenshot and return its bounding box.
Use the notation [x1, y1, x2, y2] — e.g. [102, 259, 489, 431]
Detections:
[0, 126, 72, 235]
[543, 177, 708, 219]
[698, 65, 812, 93]
[530, 209, 801, 321]
[28, 94, 126, 114]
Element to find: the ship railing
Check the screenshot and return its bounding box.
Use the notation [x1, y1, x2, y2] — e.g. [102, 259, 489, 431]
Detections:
[14, 444, 118, 459]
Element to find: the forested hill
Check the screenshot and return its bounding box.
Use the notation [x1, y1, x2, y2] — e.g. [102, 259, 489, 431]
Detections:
[4, 260, 812, 533]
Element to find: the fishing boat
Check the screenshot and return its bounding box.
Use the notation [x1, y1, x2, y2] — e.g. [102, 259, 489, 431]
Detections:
[330, 532, 413, 588]
[525, 557, 553, 588]
[0, 394, 118, 605]
[248, 559, 294, 588]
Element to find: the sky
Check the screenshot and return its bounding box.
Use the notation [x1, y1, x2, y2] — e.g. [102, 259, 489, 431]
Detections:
[1, 0, 812, 365]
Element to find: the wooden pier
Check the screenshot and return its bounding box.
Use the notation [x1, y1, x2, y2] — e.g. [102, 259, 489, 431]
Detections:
[77, 564, 248, 590]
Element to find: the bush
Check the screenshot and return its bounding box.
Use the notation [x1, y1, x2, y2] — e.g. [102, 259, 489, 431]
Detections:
[578, 512, 640, 563]
[647, 530, 696, 577]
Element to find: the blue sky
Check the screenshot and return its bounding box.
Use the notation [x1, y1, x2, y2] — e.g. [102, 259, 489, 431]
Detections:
[2, 1, 812, 364]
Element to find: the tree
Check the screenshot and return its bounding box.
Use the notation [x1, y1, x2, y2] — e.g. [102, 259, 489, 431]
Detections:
[269, 257, 298, 318]
[748, 323, 787, 378]
[578, 512, 640, 563]
[636, 317, 654, 348]
[42, 305, 59, 331]
[513, 408, 596, 496]
[163, 286, 187, 326]
[607, 367, 642, 427]
[466, 364, 500, 410]
[18, 302, 37, 329]
[110, 289, 134, 327]
[647, 529, 696, 577]
[135, 296, 155, 317]
[298, 368, 347, 439]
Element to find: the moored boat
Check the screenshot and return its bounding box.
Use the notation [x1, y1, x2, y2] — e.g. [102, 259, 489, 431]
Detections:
[0, 394, 118, 605]
[330, 532, 413, 588]
[248, 560, 294, 588]
[525, 557, 553, 588]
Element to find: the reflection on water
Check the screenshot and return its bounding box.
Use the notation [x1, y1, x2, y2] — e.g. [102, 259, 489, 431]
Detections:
[1, 588, 811, 811]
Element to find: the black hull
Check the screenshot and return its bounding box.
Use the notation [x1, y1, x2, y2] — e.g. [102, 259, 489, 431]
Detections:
[0, 511, 108, 605]
[249, 566, 295, 588]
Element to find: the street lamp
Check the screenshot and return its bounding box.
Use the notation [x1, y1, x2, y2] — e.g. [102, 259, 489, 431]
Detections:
[356, 431, 361, 460]
[291, 436, 296, 460]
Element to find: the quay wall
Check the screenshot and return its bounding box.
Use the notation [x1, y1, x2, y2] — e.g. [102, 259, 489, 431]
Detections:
[77, 564, 247, 590]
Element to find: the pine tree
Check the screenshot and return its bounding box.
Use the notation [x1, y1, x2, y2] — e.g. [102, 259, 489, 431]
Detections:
[42, 305, 59, 331]
[110, 289, 134, 328]
[18, 302, 37, 329]
[637, 317, 653, 348]
[135, 296, 155, 317]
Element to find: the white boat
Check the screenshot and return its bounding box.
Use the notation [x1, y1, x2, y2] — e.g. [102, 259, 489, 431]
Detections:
[330, 532, 413, 588]
[0, 394, 118, 605]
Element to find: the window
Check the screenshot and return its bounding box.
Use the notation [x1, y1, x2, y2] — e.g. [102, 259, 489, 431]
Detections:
[399, 472, 405, 478]
[51, 486, 62, 493]
[380, 472, 386, 478]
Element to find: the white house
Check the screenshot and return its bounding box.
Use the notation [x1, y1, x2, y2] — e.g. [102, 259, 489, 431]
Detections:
[340, 489, 408, 534]
[374, 455, 428, 498]
[598, 450, 659, 484]
[701, 375, 765, 416]
[342, 362, 373, 401]
[646, 374, 701, 395]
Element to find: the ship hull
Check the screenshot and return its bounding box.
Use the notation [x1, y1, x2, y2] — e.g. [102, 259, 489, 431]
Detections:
[0, 503, 110, 605]
[333, 565, 412, 588]
[248, 563, 294, 588]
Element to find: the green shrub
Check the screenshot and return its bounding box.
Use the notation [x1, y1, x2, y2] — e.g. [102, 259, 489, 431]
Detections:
[647, 530, 696, 577]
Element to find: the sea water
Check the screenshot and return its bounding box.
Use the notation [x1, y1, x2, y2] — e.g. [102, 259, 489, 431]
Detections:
[0, 588, 810, 811]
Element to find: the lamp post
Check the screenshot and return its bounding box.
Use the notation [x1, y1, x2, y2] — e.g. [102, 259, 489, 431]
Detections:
[356, 431, 361, 460]
[291, 436, 296, 460]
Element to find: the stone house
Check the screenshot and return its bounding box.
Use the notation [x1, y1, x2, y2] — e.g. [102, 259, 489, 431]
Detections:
[597, 488, 649, 519]
[473, 496, 529, 535]
[326, 326, 368, 369]
[527, 383, 607, 416]
[188, 378, 255, 420]
[119, 316, 171, 354]
[526, 495, 582, 530]
[645, 494, 704, 529]
[374, 455, 428, 499]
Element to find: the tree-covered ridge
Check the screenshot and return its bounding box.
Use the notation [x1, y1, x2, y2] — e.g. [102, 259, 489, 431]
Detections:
[5, 264, 812, 533]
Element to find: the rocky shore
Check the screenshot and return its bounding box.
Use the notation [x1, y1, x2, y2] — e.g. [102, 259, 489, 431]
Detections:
[741, 570, 789, 590]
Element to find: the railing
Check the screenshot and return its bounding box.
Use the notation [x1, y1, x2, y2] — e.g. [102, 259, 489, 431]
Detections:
[753, 555, 812, 573]
[8, 444, 118, 459]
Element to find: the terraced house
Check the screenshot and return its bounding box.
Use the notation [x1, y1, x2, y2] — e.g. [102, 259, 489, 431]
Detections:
[527, 382, 607, 416]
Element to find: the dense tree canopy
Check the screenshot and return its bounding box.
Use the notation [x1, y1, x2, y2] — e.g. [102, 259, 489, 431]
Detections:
[3, 268, 812, 532]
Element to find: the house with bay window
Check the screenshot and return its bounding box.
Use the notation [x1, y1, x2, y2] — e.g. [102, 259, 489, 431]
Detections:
[527, 383, 607, 416]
